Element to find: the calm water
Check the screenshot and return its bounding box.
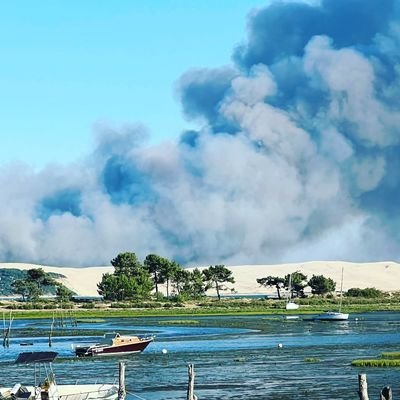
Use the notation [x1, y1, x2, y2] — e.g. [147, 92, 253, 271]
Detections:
[0, 312, 399, 399]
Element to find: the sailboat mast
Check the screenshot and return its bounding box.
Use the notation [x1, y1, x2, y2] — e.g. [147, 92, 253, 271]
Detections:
[288, 274, 291, 301]
[339, 267, 344, 312]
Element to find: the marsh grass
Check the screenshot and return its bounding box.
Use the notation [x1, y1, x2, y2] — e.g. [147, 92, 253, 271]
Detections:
[352, 351, 400, 367]
[304, 357, 320, 363]
[351, 359, 400, 367]
[2, 295, 400, 319]
[380, 352, 400, 359]
[158, 320, 199, 325]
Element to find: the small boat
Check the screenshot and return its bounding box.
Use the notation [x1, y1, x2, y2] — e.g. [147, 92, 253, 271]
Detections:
[0, 351, 118, 400]
[75, 332, 154, 357]
[285, 274, 299, 310]
[313, 267, 349, 321]
[312, 311, 349, 321]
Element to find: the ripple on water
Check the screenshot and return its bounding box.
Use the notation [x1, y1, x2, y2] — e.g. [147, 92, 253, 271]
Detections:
[0, 312, 399, 399]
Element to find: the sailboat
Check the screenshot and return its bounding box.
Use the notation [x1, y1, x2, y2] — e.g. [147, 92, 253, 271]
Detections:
[285, 274, 299, 310]
[313, 267, 349, 321]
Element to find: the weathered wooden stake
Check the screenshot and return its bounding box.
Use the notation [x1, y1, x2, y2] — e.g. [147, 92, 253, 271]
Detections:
[3, 313, 13, 348]
[380, 386, 392, 400]
[358, 374, 369, 400]
[118, 361, 126, 400]
[187, 363, 197, 400]
[48, 314, 55, 347]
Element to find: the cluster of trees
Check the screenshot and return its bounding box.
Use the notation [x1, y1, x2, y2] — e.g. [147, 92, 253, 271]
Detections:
[345, 287, 383, 298]
[97, 252, 235, 301]
[11, 268, 74, 302]
[257, 271, 336, 298]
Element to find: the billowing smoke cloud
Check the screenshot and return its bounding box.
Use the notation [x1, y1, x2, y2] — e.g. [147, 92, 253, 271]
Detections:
[1, 0, 400, 266]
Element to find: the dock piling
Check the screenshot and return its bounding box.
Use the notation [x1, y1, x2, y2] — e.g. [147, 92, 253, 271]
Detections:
[187, 363, 197, 400]
[358, 374, 369, 400]
[118, 361, 126, 400]
[380, 386, 392, 400]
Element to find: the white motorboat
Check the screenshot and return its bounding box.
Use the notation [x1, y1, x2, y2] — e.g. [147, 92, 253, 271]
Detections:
[0, 352, 118, 400]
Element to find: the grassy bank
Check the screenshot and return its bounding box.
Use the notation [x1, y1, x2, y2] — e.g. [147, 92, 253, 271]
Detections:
[1, 296, 400, 319]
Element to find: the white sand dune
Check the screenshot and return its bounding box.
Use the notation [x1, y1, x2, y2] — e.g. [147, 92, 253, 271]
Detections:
[0, 261, 399, 297]
[201, 261, 400, 296]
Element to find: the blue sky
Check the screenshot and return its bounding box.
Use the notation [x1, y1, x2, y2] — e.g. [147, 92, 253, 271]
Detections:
[0, 0, 268, 168]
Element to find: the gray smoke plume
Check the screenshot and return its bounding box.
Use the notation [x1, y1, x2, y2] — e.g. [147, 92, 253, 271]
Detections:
[1, 0, 400, 266]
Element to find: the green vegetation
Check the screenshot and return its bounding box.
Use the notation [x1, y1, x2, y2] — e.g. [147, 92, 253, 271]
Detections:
[351, 359, 400, 367]
[203, 265, 235, 300]
[0, 268, 66, 297]
[381, 352, 400, 359]
[143, 254, 167, 296]
[352, 350, 400, 367]
[256, 270, 388, 301]
[308, 275, 336, 295]
[1, 293, 400, 320]
[256, 272, 308, 299]
[257, 276, 285, 299]
[286, 272, 308, 298]
[97, 252, 154, 301]
[8, 268, 72, 301]
[346, 287, 384, 298]
[1, 255, 400, 319]
[158, 320, 199, 325]
[304, 357, 320, 363]
[0, 269, 27, 295]
[98, 252, 235, 302]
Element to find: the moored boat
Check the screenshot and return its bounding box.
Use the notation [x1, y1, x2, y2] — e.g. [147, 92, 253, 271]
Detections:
[285, 274, 299, 310]
[0, 351, 118, 400]
[313, 267, 349, 321]
[75, 332, 154, 357]
[312, 311, 349, 321]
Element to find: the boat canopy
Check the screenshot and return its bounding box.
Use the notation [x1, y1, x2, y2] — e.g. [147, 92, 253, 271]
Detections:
[15, 351, 58, 364]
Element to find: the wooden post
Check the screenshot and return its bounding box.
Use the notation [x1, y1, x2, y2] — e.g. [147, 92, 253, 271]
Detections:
[3, 313, 13, 348]
[380, 386, 392, 400]
[118, 361, 126, 400]
[187, 364, 197, 400]
[358, 374, 369, 400]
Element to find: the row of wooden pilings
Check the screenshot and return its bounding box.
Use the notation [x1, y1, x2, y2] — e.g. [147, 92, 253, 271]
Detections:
[118, 364, 392, 400]
[358, 374, 393, 400]
[117, 361, 197, 400]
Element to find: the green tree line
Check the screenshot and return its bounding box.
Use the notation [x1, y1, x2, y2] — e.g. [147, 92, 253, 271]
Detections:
[11, 268, 74, 302]
[256, 271, 336, 298]
[257, 272, 384, 298]
[97, 252, 235, 301]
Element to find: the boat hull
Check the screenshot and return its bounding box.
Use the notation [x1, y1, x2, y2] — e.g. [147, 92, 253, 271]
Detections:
[313, 312, 349, 321]
[76, 338, 153, 357]
[285, 301, 299, 310]
[0, 384, 118, 400]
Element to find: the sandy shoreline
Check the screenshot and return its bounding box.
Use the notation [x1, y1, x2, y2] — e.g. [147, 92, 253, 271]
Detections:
[0, 261, 399, 297]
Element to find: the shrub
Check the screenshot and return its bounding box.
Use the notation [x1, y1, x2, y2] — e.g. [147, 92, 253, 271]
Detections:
[346, 287, 383, 298]
[110, 302, 131, 308]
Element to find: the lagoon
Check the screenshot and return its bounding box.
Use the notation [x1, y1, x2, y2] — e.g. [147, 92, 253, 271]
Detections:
[0, 312, 399, 399]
